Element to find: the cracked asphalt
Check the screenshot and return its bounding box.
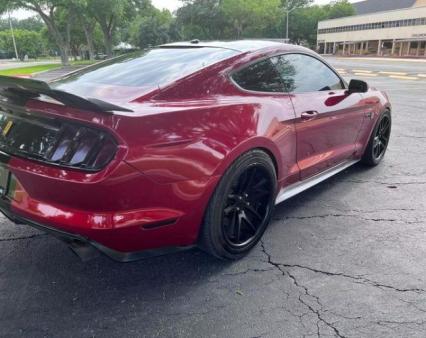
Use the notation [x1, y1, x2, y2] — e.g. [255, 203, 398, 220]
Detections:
[1, 60, 426, 337]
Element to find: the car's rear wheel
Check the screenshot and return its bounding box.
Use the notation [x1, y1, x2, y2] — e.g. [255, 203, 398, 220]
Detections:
[199, 149, 277, 260]
[362, 110, 391, 166]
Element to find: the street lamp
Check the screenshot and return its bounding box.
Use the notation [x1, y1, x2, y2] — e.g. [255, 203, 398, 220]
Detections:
[8, 10, 19, 60]
[284, 3, 297, 41]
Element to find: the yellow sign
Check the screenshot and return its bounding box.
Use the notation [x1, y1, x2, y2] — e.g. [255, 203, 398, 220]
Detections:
[2, 120, 13, 136]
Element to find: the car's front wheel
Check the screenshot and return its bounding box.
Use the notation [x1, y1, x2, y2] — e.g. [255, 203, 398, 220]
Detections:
[362, 110, 392, 166]
[199, 149, 277, 260]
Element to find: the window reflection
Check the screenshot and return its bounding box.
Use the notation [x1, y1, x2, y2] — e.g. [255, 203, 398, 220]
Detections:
[52, 48, 238, 98]
[270, 56, 296, 93]
[232, 59, 284, 93]
[276, 54, 344, 93]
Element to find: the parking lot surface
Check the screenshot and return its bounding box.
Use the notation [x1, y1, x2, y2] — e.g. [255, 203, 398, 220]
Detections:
[1, 58, 426, 337]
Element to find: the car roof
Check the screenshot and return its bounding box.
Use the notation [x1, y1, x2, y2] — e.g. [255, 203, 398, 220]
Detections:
[160, 40, 300, 53]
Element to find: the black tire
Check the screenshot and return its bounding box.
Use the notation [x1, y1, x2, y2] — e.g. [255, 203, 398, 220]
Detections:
[199, 149, 277, 260]
[362, 110, 392, 166]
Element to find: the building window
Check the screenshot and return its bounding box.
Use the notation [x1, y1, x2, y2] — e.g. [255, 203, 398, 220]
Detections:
[319, 17, 426, 34]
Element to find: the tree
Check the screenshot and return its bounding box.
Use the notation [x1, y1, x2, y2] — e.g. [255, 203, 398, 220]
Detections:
[87, 0, 121, 57]
[0, 16, 44, 32]
[129, 9, 177, 49]
[0, 29, 45, 58]
[221, 0, 281, 39]
[67, 0, 97, 60]
[281, 0, 313, 40]
[4, 0, 75, 65]
[175, 0, 311, 41]
[176, 0, 225, 40]
[286, 0, 354, 47]
[87, 0, 151, 57]
[290, 5, 327, 46]
[81, 16, 96, 60]
[325, 0, 355, 19]
[0, 2, 7, 15]
[281, 0, 313, 10]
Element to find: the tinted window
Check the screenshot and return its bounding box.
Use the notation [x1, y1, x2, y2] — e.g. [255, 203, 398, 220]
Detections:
[232, 59, 284, 93]
[273, 54, 344, 93]
[52, 48, 238, 97]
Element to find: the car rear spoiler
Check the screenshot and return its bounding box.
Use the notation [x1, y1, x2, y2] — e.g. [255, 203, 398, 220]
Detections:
[0, 75, 133, 113]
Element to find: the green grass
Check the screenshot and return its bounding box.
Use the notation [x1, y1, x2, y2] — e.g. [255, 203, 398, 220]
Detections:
[0, 60, 98, 77]
[0, 64, 61, 76]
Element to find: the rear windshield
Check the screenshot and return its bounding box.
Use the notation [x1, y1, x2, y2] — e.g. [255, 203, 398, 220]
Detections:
[52, 48, 239, 98]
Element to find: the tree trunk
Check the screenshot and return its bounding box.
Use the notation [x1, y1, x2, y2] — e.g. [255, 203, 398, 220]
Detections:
[235, 21, 243, 39]
[83, 23, 95, 60]
[59, 45, 70, 65]
[50, 30, 70, 66]
[85, 31, 95, 60]
[103, 31, 113, 58]
[35, 9, 71, 66]
[94, 13, 115, 58]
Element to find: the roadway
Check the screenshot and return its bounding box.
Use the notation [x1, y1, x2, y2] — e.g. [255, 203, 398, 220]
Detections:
[326, 56, 426, 80]
[1, 57, 426, 337]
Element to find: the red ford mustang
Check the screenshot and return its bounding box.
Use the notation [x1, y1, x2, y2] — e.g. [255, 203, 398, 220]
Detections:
[0, 40, 391, 261]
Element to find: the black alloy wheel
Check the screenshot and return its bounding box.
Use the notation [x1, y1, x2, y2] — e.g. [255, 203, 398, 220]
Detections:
[372, 114, 391, 161]
[222, 165, 273, 248]
[200, 150, 277, 260]
[362, 110, 392, 166]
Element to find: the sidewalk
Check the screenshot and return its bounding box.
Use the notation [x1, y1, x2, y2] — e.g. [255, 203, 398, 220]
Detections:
[334, 56, 426, 63]
[33, 65, 85, 81]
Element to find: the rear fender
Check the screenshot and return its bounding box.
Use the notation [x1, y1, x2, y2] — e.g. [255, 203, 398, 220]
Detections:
[212, 136, 283, 180]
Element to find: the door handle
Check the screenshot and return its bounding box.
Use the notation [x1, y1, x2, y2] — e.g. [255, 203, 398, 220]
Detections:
[301, 111, 319, 121]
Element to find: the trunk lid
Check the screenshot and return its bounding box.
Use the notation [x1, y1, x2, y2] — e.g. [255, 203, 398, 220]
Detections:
[0, 76, 121, 171]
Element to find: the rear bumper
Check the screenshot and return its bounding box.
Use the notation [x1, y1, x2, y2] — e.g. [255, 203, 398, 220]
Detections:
[0, 153, 220, 259]
[0, 197, 193, 262]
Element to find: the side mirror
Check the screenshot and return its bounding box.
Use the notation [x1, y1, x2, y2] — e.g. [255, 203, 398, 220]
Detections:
[348, 79, 368, 94]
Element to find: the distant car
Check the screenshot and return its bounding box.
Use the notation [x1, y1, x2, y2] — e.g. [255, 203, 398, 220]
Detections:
[95, 53, 108, 60]
[0, 40, 391, 261]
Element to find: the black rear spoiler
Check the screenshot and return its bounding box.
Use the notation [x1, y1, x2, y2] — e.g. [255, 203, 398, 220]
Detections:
[0, 75, 133, 113]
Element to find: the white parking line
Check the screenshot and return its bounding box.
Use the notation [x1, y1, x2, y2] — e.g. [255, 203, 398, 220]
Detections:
[352, 69, 373, 73]
[354, 73, 378, 77]
[389, 75, 419, 80]
[379, 71, 408, 76]
[418, 74, 426, 78]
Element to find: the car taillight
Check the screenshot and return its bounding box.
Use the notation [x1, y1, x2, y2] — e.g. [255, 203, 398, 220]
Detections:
[47, 124, 117, 170]
[0, 110, 118, 171]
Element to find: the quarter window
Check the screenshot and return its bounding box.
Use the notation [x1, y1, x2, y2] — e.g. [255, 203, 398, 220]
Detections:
[232, 59, 284, 93]
[273, 54, 344, 93]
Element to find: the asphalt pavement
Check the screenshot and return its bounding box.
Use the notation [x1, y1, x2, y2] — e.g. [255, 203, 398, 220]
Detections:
[327, 56, 426, 80]
[1, 58, 426, 337]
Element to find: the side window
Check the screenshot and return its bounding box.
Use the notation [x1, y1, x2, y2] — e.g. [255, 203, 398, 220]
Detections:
[273, 54, 344, 93]
[232, 59, 284, 93]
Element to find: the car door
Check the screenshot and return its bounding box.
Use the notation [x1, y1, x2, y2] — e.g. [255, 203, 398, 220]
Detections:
[272, 53, 366, 179]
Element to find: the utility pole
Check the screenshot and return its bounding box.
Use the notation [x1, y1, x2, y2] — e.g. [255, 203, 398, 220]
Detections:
[284, 2, 297, 42]
[8, 11, 19, 60]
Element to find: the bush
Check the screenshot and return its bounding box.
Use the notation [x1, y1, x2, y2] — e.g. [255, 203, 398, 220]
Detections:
[0, 29, 45, 59]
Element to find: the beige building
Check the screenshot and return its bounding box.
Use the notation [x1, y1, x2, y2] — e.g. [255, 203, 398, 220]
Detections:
[317, 0, 426, 57]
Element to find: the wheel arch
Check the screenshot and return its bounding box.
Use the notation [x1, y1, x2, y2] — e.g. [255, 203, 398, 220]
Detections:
[212, 137, 282, 180]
